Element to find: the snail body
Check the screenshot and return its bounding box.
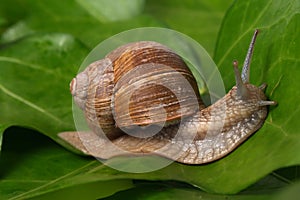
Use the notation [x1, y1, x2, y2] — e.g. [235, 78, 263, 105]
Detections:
[68, 30, 276, 164]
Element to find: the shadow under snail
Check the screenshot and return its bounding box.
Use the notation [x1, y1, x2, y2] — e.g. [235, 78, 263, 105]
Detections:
[60, 30, 276, 164]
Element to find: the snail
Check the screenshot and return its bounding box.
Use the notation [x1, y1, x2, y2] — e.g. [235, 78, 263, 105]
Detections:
[61, 29, 276, 164]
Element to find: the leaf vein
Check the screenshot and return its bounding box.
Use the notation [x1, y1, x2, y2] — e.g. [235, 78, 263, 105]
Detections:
[217, 1, 273, 67]
[0, 84, 63, 124]
[9, 161, 97, 200]
[0, 56, 56, 74]
[266, 121, 288, 136]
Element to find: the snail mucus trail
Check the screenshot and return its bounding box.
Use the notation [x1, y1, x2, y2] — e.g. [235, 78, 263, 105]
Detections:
[62, 30, 276, 164]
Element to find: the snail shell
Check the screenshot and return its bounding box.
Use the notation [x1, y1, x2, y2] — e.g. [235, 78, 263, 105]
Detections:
[70, 41, 203, 139]
[67, 30, 276, 164]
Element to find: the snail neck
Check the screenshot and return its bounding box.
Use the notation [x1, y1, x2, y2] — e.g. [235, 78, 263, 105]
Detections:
[179, 84, 269, 141]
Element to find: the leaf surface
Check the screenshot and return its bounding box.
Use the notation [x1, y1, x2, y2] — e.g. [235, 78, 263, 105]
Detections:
[75, 0, 145, 22]
[0, 33, 89, 146]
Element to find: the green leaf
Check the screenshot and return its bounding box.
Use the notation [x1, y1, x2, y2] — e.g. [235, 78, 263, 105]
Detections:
[0, 124, 9, 151]
[103, 182, 271, 200]
[75, 0, 145, 22]
[145, 0, 233, 55]
[0, 0, 231, 56]
[0, 0, 161, 48]
[0, 33, 89, 144]
[212, 0, 300, 192]
[0, 127, 133, 199]
[0, 127, 296, 199]
[273, 181, 300, 200]
[0, 126, 289, 199]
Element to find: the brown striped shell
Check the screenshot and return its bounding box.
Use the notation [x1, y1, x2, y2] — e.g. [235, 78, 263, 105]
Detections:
[70, 41, 203, 139]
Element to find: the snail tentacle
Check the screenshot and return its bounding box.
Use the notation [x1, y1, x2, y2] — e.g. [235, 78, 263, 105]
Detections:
[258, 100, 277, 106]
[259, 83, 267, 91]
[233, 60, 248, 99]
[241, 29, 259, 83]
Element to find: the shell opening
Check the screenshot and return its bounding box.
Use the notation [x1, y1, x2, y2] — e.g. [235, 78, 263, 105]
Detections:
[70, 71, 89, 110]
[70, 78, 76, 96]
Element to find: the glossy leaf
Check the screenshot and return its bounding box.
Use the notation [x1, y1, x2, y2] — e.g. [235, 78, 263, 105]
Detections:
[0, 127, 134, 199]
[0, 0, 230, 56]
[103, 182, 271, 200]
[0, 0, 160, 48]
[212, 0, 300, 192]
[0, 33, 88, 145]
[145, 0, 233, 54]
[75, 0, 145, 22]
[0, 127, 295, 199]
